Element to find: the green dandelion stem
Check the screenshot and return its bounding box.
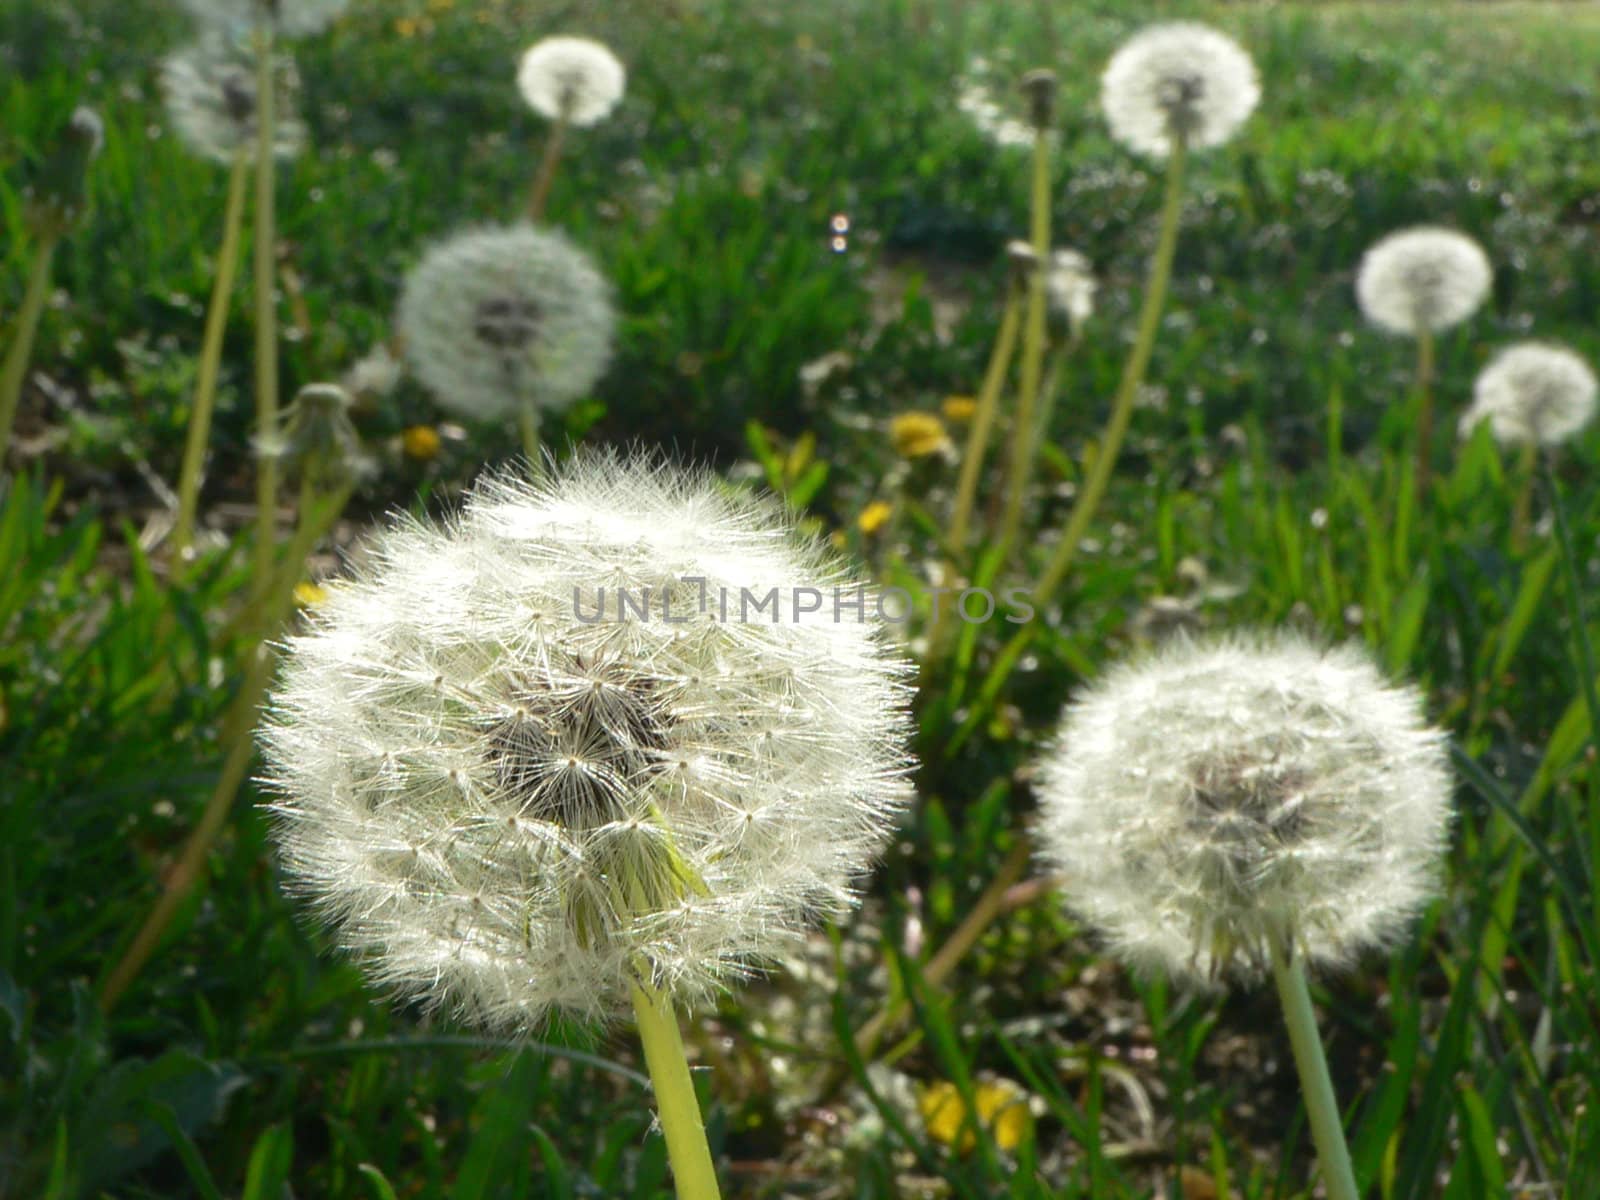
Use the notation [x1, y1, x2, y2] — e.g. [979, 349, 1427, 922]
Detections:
[1510, 440, 1537, 551]
[949, 280, 1022, 557]
[518, 397, 542, 465]
[1268, 934, 1361, 1200]
[630, 978, 723, 1200]
[527, 108, 570, 223]
[174, 153, 250, 561]
[1412, 327, 1436, 499]
[252, 27, 281, 600]
[0, 233, 60, 468]
[996, 122, 1054, 556]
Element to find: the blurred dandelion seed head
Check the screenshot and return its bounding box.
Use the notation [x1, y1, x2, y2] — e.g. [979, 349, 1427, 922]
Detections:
[1356, 226, 1492, 336]
[182, 0, 351, 38]
[396, 223, 615, 423]
[956, 58, 1037, 150]
[1046, 248, 1097, 331]
[517, 36, 626, 127]
[1035, 631, 1452, 986]
[1101, 23, 1260, 158]
[162, 37, 306, 165]
[259, 451, 916, 1030]
[1460, 342, 1598, 449]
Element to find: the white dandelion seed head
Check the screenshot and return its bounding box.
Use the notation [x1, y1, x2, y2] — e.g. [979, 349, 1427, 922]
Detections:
[1101, 22, 1260, 158]
[1459, 342, 1598, 449]
[342, 342, 404, 401]
[517, 36, 626, 127]
[1356, 226, 1493, 336]
[1046, 248, 1097, 329]
[161, 37, 306, 165]
[258, 451, 917, 1031]
[181, 0, 350, 38]
[396, 223, 616, 423]
[1034, 631, 1452, 987]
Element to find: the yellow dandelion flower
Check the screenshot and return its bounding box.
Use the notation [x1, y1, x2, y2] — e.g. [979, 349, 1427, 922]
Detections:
[293, 581, 328, 607]
[858, 500, 893, 535]
[919, 1077, 1032, 1154]
[891, 411, 951, 458]
[942, 395, 978, 422]
[402, 424, 442, 461]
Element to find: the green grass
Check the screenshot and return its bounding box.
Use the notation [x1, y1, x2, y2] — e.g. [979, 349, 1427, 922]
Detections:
[3, 0, 1599, 1196]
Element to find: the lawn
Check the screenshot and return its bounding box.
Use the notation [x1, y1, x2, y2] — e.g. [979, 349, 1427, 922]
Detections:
[2, 0, 1598, 1196]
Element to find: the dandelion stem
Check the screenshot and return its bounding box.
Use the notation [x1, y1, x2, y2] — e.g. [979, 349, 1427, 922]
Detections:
[518, 398, 542, 465]
[251, 28, 281, 601]
[1268, 935, 1361, 1200]
[527, 109, 570, 223]
[174, 154, 250, 562]
[949, 136, 1187, 752]
[630, 979, 722, 1200]
[996, 122, 1053, 556]
[1412, 327, 1436, 499]
[949, 280, 1022, 557]
[1510, 441, 1538, 551]
[99, 481, 351, 1011]
[0, 233, 60, 469]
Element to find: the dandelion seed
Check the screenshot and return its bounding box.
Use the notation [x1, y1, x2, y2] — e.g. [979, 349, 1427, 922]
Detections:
[517, 36, 626, 127]
[1034, 631, 1452, 985]
[259, 450, 916, 1031]
[1459, 341, 1597, 449]
[395, 223, 615, 425]
[162, 37, 306, 165]
[1355, 226, 1492, 336]
[343, 342, 404, 401]
[181, 0, 351, 38]
[1101, 23, 1260, 158]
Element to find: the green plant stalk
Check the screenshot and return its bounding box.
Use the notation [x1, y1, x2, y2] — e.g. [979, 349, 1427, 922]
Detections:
[949, 137, 1187, 751]
[0, 234, 61, 467]
[1412, 328, 1436, 499]
[252, 28, 281, 600]
[98, 480, 351, 1012]
[518, 397, 542, 465]
[173, 154, 250, 560]
[527, 109, 570, 223]
[1509, 441, 1538, 551]
[949, 282, 1022, 556]
[630, 979, 722, 1200]
[996, 124, 1053, 555]
[1269, 935, 1360, 1200]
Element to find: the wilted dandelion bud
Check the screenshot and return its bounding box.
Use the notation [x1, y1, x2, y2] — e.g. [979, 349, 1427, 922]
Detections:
[161, 37, 306, 165]
[395, 223, 615, 424]
[1019, 68, 1057, 131]
[1459, 342, 1598, 449]
[517, 36, 626, 127]
[23, 105, 103, 237]
[259, 451, 916, 1029]
[181, 0, 350, 38]
[1355, 226, 1492, 337]
[269, 382, 372, 495]
[1045, 248, 1097, 333]
[1035, 631, 1452, 985]
[1101, 23, 1260, 158]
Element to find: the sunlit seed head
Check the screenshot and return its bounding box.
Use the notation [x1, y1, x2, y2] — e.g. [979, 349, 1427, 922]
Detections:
[517, 36, 626, 127]
[395, 223, 615, 423]
[1034, 631, 1452, 986]
[1046, 248, 1097, 331]
[1459, 341, 1598, 449]
[1101, 23, 1260, 158]
[1355, 226, 1492, 336]
[258, 450, 917, 1030]
[161, 37, 306, 165]
[181, 0, 350, 38]
[955, 58, 1036, 150]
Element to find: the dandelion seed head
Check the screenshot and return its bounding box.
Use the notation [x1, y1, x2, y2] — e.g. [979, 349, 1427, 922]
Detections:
[396, 224, 615, 423]
[1356, 226, 1492, 336]
[517, 36, 626, 127]
[1034, 631, 1452, 986]
[181, 0, 350, 38]
[259, 451, 916, 1031]
[162, 37, 306, 165]
[1101, 23, 1260, 158]
[1046, 248, 1097, 330]
[1459, 342, 1598, 449]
